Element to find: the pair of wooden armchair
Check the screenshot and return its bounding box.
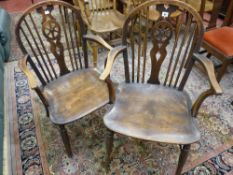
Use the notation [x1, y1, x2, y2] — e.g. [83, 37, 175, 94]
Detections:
[16, 0, 222, 174]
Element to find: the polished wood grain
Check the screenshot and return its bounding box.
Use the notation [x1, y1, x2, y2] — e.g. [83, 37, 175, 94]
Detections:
[16, 0, 114, 158]
[100, 0, 222, 174]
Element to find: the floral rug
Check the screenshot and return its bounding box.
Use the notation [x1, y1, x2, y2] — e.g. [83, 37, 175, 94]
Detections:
[5, 51, 233, 175]
[5, 7, 233, 174]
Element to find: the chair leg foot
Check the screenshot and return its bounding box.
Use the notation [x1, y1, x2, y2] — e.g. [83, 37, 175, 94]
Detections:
[175, 144, 190, 175]
[59, 125, 73, 158]
[104, 129, 114, 172]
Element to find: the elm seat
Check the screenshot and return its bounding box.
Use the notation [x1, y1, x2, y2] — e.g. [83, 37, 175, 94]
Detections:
[88, 11, 125, 34]
[203, 27, 233, 57]
[43, 68, 109, 125]
[104, 84, 200, 144]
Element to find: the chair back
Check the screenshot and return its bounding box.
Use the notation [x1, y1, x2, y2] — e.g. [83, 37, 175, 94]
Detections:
[75, 0, 115, 19]
[16, 0, 89, 86]
[122, 0, 204, 90]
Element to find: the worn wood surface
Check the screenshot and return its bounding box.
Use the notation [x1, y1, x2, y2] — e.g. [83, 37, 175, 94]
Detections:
[102, 1, 221, 174]
[43, 69, 109, 124]
[16, 0, 112, 157]
[104, 83, 200, 144]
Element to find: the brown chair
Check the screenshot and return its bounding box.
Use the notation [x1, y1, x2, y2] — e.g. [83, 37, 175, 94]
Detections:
[186, 0, 224, 29]
[99, 0, 222, 174]
[73, 0, 126, 66]
[16, 0, 124, 157]
[202, 0, 233, 82]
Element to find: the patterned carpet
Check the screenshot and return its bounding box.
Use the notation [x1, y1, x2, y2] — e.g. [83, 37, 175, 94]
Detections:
[5, 51, 233, 174]
[8, 12, 24, 62]
[5, 8, 233, 175]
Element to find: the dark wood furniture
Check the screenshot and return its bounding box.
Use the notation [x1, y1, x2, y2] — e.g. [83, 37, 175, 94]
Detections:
[100, 0, 222, 174]
[73, 0, 126, 67]
[16, 0, 123, 157]
[220, 0, 231, 17]
[179, 0, 224, 29]
[206, 0, 224, 28]
[117, 0, 223, 29]
[202, 0, 233, 82]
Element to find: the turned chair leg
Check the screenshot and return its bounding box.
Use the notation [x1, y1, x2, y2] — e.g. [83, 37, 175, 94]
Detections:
[217, 60, 230, 82]
[92, 43, 98, 67]
[59, 125, 73, 158]
[175, 144, 190, 175]
[104, 129, 114, 172]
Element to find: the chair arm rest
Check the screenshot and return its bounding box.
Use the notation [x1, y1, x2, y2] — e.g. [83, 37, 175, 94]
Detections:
[84, 34, 113, 50]
[18, 55, 38, 89]
[193, 53, 222, 94]
[100, 45, 126, 80]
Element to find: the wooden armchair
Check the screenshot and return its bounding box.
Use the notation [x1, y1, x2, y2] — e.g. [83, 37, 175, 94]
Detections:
[73, 0, 126, 66]
[202, 0, 233, 82]
[99, 0, 222, 174]
[73, 0, 125, 34]
[16, 0, 125, 157]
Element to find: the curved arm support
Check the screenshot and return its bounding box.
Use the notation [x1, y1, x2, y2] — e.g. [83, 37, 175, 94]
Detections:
[193, 53, 222, 94]
[191, 53, 223, 117]
[192, 89, 214, 117]
[18, 55, 38, 89]
[18, 55, 49, 115]
[84, 34, 113, 50]
[100, 46, 127, 80]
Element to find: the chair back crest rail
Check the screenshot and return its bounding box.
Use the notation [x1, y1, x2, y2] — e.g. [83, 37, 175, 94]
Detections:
[121, 0, 204, 90]
[15, 0, 89, 86]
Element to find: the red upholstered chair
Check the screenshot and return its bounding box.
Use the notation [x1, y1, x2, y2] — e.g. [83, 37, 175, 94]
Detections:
[202, 0, 233, 81]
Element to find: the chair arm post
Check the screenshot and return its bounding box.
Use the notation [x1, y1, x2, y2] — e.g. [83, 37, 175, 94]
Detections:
[18, 55, 49, 114]
[18, 55, 38, 89]
[193, 53, 222, 94]
[191, 53, 223, 117]
[100, 45, 127, 80]
[191, 89, 214, 117]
